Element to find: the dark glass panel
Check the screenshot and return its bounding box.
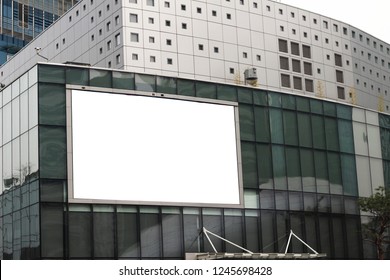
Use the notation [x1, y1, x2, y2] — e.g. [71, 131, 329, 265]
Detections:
[41, 204, 64, 258]
[323, 102, 337, 117]
[283, 110, 298, 145]
[331, 195, 344, 213]
[38, 83, 66, 126]
[332, 217, 345, 259]
[315, 151, 329, 193]
[268, 92, 282, 107]
[135, 74, 155, 92]
[297, 113, 312, 147]
[29, 180, 39, 204]
[304, 215, 318, 253]
[318, 216, 332, 257]
[156, 76, 177, 94]
[183, 208, 201, 253]
[269, 108, 284, 144]
[140, 212, 161, 258]
[21, 208, 30, 259]
[341, 154, 358, 196]
[38, 65, 65, 84]
[338, 119, 354, 154]
[241, 142, 257, 188]
[328, 152, 342, 195]
[275, 191, 288, 210]
[381, 128, 390, 161]
[379, 113, 390, 129]
[3, 214, 13, 259]
[239, 105, 255, 141]
[40, 180, 65, 202]
[112, 71, 135, 90]
[272, 145, 287, 190]
[256, 144, 273, 189]
[317, 194, 330, 212]
[290, 214, 304, 253]
[286, 147, 301, 191]
[195, 81, 216, 99]
[177, 79, 195, 96]
[261, 211, 275, 253]
[311, 115, 326, 149]
[310, 99, 323, 114]
[217, 84, 237, 101]
[93, 211, 115, 258]
[117, 210, 139, 258]
[289, 192, 303, 211]
[202, 209, 223, 252]
[89, 69, 112, 87]
[337, 104, 352, 120]
[276, 212, 288, 252]
[245, 210, 260, 252]
[12, 211, 21, 259]
[254, 106, 270, 143]
[346, 217, 361, 259]
[69, 208, 92, 258]
[29, 204, 40, 259]
[282, 94, 295, 109]
[344, 197, 359, 215]
[259, 190, 275, 209]
[39, 126, 67, 179]
[303, 193, 316, 212]
[296, 96, 310, 112]
[238, 88, 254, 104]
[325, 117, 339, 151]
[66, 67, 89, 85]
[162, 209, 182, 258]
[252, 90, 267, 105]
[224, 210, 244, 252]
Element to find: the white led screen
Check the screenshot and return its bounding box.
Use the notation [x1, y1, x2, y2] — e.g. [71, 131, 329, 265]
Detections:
[69, 89, 242, 206]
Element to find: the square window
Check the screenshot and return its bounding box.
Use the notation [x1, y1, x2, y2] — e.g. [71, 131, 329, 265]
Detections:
[107, 40, 112, 50]
[106, 21, 111, 31]
[132, 53, 138, 60]
[130, 33, 139, 42]
[281, 74, 290, 87]
[198, 44, 204, 51]
[243, 52, 248, 58]
[266, 5, 270, 11]
[167, 58, 173, 65]
[165, 20, 171, 27]
[256, 55, 261, 61]
[182, 23, 187, 29]
[130, 13, 138, 23]
[292, 29, 296, 34]
[150, 56, 156, 63]
[292, 59, 301, 72]
[149, 36, 155, 43]
[197, 7, 202, 13]
[337, 86, 345, 99]
[302, 15, 306, 21]
[293, 76, 302, 90]
[227, 13, 231, 20]
[315, 35, 319, 41]
[164, 1, 170, 8]
[116, 54, 121, 64]
[240, 0, 244, 4]
[279, 9, 283, 15]
[279, 39, 288, 52]
[229, 68, 234, 74]
[147, 0, 154, 6]
[303, 32, 307, 38]
[280, 26, 284, 32]
[279, 56, 289, 70]
[148, 17, 154, 24]
[166, 39, 172, 45]
[212, 10, 217, 16]
[291, 12, 295, 18]
[181, 4, 186, 10]
[214, 47, 219, 53]
[253, 2, 258, 8]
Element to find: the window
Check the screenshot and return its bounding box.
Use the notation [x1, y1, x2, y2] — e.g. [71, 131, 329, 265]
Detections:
[292, 59, 301, 72]
[333, 24, 338, 32]
[227, 13, 231, 20]
[243, 52, 248, 58]
[323, 20, 328, 29]
[166, 39, 172, 45]
[182, 23, 187, 29]
[115, 15, 120, 25]
[302, 15, 306, 21]
[132, 53, 138, 60]
[303, 62, 312, 75]
[214, 47, 219, 53]
[56, 43, 59, 50]
[314, 35, 319, 41]
[334, 54, 342, 67]
[291, 42, 300, 55]
[147, 0, 154, 6]
[116, 54, 121, 64]
[150, 56, 156, 63]
[345, 44, 348, 50]
[181, 4, 186, 10]
[167, 58, 173, 65]
[336, 70, 344, 83]
[253, 2, 258, 8]
[99, 29, 102, 35]
[293, 76, 302, 90]
[291, 12, 295, 18]
[99, 47, 103, 54]
[115, 33, 121, 46]
[240, 0, 244, 4]
[106, 21, 111, 31]
[256, 55, 261, 61]
[278, 39, 288, 52]
[343, 27, 347, 35]
[281, 74, 290, 88]
[229, 68, 234, 74]
[279, 56, 289, 70]
[69, 16, 72, 22]
[130, 13, 138, 23]
[266, 5, 270, 11]
[325, 38, 329, 44]
[317, 68, 321, 74]
[198, 44, 204, 51]
[197, 7, 202, 13]
[98, 11, 102, 17]
[279, 9, 283, 15]
[326, 54, 330, 60]
[335, 41, 339, 47]
[129, 0, 137, 3]
[303, 32, 307, 38]
[63, 38, 66, 44]
[164, 1, 170, 8]
[337, 87, 345, 99]
[149, 36, 155, 43]
[212, 10, 217, 16]
[302, 45, 311, 58]
[367, 38, 370, 45]
[313, 18, 317, 24]
[280, 26, 284, 32]
[165, 20, 171, 27]
[130, 33, 139, 42]
[91, 35, 95, 41]
[107, 40, 112, 50]
[292, 29, 296, 35]
[352, 30, 355, 38]
[148, 17, 154, 24]
[107, 4, 110, 11]
[91, 16, 94, 23]
[305, 79, 314, 92]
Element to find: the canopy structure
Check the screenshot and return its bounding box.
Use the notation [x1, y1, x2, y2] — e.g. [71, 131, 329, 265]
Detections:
[186, 228, 327, 260]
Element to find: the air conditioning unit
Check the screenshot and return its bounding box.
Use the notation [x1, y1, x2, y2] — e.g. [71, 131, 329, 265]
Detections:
[244, 68, 257, 80]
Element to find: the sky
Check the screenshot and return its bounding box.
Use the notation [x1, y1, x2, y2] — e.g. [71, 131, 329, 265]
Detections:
[279, 0, 390, 44]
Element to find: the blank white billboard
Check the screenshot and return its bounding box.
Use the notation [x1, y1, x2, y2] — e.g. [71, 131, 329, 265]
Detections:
[69, 89, 242, 207]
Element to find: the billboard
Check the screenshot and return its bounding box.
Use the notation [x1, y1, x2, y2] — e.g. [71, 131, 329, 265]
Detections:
[68, 88, 242, 207]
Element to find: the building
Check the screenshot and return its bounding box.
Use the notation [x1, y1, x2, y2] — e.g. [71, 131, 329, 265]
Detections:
[0, 0, 389, 259]
[0, 0, 79, 65]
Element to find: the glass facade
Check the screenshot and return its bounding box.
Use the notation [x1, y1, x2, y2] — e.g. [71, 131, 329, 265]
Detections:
[0, 63, 389, 259]
[0, 0, 79, 65]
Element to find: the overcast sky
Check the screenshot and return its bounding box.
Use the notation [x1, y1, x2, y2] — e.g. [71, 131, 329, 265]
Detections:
[279, 0, 390, 44]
